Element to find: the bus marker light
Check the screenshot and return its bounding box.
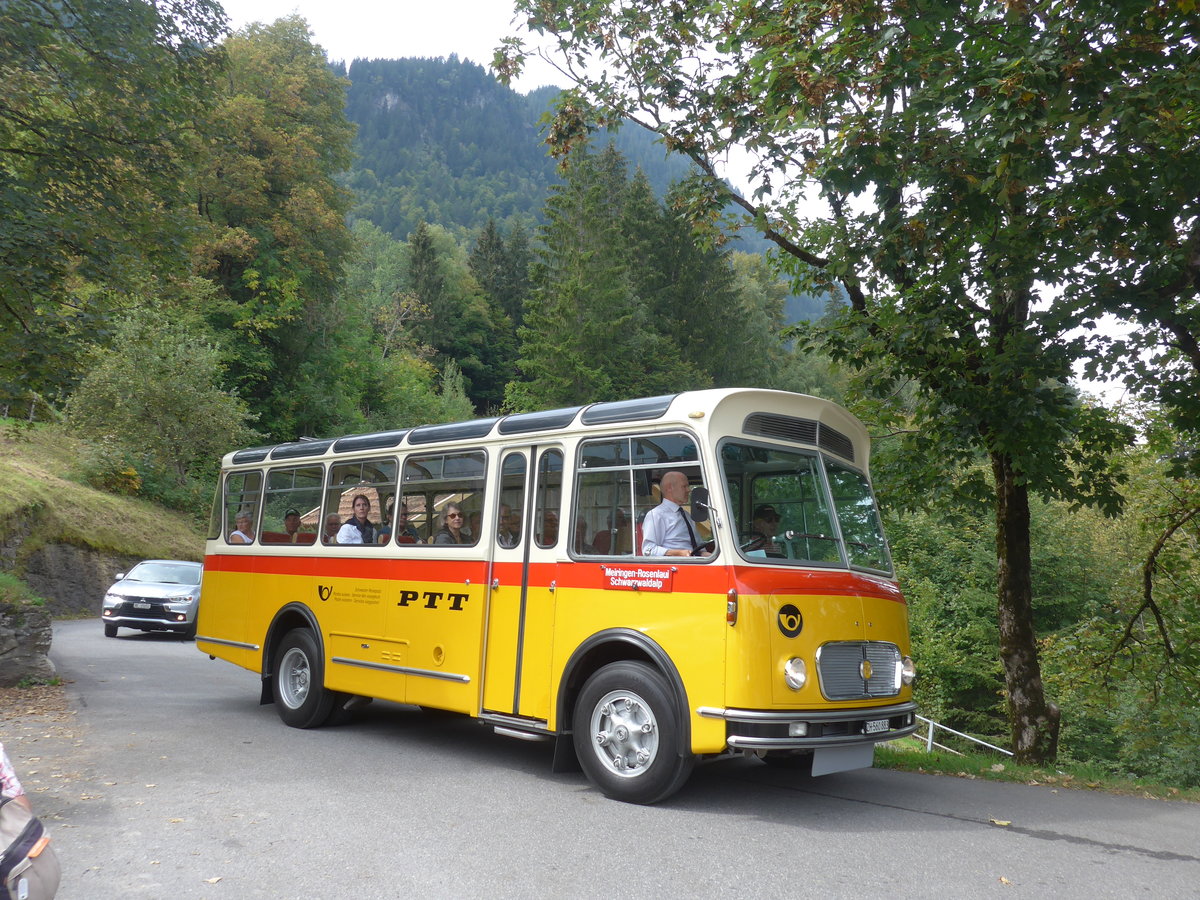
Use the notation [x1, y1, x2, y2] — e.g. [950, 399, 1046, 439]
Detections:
[726, 591, 738, 625]
[788, 722, 808, 737]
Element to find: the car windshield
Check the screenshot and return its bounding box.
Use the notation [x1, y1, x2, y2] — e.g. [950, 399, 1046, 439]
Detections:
[127, 563, 201, 585]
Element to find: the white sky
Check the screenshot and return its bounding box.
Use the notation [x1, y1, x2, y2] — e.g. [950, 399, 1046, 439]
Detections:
[218, 0, 564, 92]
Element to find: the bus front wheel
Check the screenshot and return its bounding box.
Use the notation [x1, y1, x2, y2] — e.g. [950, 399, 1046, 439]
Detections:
[272, 629, 335, 729]
[572, 661, 694, 804]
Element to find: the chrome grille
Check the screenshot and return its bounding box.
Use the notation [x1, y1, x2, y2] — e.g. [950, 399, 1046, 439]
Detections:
[817, 641, 901, 700]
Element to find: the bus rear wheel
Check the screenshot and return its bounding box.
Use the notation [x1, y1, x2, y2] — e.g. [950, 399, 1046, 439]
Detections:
[272, 629, 336, 729]
[572, 661, 694, 804]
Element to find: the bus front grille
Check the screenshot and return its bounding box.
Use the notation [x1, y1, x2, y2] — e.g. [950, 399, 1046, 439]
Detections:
[816, 641, 901, 700]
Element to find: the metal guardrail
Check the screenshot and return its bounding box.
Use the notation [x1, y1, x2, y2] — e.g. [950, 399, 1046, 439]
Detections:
[909, 714, 1013, 757]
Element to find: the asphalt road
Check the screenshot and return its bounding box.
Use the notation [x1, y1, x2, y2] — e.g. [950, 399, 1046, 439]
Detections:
[5, 619, 1199, 899]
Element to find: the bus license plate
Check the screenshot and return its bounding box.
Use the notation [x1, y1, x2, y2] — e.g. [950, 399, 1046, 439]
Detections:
[134, 602, 152, 609]
[863, 719, 889, 734]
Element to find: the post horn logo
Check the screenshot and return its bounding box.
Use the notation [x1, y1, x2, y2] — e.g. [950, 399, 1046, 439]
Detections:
[317, 585, 333, 602]
[777, 604, 803, 638]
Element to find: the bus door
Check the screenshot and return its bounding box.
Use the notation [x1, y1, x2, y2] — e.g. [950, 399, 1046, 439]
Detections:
[481, 446, 562, 721]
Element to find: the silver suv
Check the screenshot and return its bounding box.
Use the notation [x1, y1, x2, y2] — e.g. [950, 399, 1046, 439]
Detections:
[102, 560, 202, 639]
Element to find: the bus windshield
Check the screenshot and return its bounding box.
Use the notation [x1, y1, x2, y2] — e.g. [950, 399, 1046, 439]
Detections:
[720, 440, 891, 573]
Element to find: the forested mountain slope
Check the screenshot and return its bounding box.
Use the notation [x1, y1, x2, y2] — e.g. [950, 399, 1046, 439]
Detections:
[341, 56, 694, 240]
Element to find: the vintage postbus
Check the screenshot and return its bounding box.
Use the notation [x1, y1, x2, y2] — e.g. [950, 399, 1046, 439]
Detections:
[198, 389, 917, 803]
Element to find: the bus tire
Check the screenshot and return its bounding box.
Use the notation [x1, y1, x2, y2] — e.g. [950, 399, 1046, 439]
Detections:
[572, 661, 694, 804]
[272, 629, 335, 729]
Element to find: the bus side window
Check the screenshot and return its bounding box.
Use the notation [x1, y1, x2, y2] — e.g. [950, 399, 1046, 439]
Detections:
[535, 449, 562, 548]
[403, 450, 487, 546]
[497, 452, 526, 549]
[261, 465, 322, 544]
[224, 471, 262, 545]
[324, 458, 397, 547]
[574, 468, 633, 557]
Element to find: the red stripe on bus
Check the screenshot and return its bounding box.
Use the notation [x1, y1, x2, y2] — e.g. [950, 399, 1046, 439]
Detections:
[202, 553, 902, 601]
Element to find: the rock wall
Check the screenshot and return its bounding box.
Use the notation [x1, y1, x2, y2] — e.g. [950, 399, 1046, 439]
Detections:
[21, 543, 142, 618]
[0, 598, 55, 686]
[1, 536, 140, 684]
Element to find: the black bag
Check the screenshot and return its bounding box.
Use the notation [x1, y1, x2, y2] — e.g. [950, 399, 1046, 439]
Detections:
[0, 794, 59, 900]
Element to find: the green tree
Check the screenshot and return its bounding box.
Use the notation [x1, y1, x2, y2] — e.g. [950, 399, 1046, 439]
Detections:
[495, 0, 1196, 763]
[192, 16, 355, 440]
[0, 0, 227, 401]
[507, 143, 695, 411]
[407, 221, 506, 411]
[65, 306, 259, 491]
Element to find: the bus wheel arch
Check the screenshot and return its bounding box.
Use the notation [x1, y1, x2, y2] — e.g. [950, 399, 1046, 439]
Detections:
[271, 627, 337, 728]
[260, 603, 322, 705]
[572, 660, 695, 804]
[558, 630, 694, 803]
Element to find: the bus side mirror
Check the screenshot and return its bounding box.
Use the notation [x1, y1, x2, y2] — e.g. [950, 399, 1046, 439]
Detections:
[690, 486, 710, 524]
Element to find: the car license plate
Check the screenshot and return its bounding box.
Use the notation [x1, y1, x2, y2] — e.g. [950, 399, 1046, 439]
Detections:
[863, 718, 889, 734]
[133, 602, 152, 609]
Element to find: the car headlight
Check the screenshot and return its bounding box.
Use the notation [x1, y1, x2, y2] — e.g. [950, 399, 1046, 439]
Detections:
[900, 656, 916, 685]
[783, 657, 808, 691]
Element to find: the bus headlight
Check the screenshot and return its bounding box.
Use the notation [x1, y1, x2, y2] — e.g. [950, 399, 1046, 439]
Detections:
[783, 657, 807, 691]
[900, 656, 916, 685]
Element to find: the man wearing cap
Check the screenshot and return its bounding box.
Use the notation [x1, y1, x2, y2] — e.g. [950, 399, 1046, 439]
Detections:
[283, 508, 303, 543]
[751, 504, 782, 554]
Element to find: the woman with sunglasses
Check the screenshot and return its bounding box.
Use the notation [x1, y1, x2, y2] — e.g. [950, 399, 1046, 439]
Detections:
[433, 502, 469, 545]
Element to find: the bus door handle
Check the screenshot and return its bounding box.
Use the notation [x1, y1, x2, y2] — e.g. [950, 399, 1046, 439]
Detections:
[492, 578, 500, 589]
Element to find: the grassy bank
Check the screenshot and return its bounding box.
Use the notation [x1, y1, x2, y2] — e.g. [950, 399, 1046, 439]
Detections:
[0, 422, 206, 563]
[877, 742, 1199, 802]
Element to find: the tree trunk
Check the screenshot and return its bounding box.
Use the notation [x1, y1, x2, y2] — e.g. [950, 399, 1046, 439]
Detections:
[992, 451, 1060, 763]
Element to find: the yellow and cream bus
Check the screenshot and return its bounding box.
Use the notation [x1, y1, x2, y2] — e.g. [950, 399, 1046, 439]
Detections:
[198, 388, 916, 803]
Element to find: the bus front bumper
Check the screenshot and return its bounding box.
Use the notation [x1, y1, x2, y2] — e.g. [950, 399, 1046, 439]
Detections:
[698, 700, 918, 751]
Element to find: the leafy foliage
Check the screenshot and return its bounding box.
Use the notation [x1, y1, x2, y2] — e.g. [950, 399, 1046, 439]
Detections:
[0, 0, 227, 400]
[64, 307, 260, 507]
[191, 16, 356, 440]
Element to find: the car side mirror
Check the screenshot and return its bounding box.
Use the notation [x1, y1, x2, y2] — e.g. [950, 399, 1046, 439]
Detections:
[689, 487, 710, 524]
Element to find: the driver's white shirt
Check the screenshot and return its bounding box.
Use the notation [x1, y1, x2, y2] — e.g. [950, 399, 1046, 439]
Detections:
[640, 498, 695, 556]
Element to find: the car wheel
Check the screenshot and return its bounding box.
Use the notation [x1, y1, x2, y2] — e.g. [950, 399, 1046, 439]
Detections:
[104, 623, 118, 638]
[271, 629, 336, 729]
[572, 661, 694, 804]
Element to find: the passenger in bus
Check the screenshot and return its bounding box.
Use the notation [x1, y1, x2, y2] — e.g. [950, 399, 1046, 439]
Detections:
[393, 502, 421, 543]
[322, 513, 341, 544]
[641, 470, 708, 558]
[282, 508, 304, 543]
[337, 494, 377, 544]
[229, 511, 255, 544]
[497, 504, 518, 548]
[467, 511, 482, 543]
[750, 504, 783, 555]
[433, 502, 468, 545]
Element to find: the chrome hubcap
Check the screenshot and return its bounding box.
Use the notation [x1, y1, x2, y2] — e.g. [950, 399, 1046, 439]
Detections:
[280, 647, 311, 708]
[590, 689, 658, 778]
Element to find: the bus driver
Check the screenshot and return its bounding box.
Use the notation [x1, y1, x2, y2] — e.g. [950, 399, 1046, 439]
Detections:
[640, 470, 708, 558]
